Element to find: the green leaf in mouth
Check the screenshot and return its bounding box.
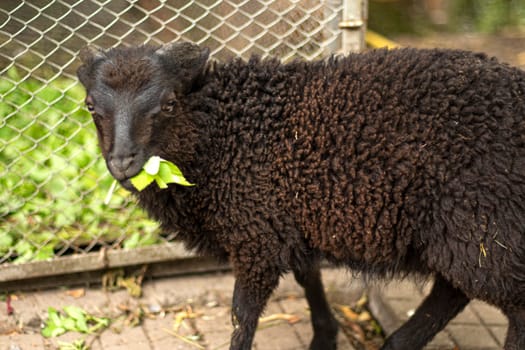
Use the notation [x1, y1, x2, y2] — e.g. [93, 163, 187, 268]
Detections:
[130, 157, 195, 191]
[105, 157, 194, 203]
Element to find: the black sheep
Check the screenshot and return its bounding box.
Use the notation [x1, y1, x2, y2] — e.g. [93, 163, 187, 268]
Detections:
[77, 42, 525, 350]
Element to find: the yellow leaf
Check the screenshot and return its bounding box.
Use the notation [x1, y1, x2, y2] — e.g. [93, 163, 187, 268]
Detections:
[259, 313, 300, 324]
[336, 304, 359, 321]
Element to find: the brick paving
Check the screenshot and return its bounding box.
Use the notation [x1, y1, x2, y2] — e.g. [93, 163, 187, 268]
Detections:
[0, 269, 359, 350]
[0, 269, 509, 350]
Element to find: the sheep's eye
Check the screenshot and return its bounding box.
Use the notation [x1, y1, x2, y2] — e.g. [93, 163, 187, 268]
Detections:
[161, 100, 176, 113]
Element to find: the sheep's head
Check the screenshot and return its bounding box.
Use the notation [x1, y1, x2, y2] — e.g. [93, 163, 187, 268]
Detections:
[77, 42, 209, 190]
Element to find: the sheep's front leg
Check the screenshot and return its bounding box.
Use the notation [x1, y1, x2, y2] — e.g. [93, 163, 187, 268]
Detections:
[230, 263, 280, 350]
[293, 264, 338, 350]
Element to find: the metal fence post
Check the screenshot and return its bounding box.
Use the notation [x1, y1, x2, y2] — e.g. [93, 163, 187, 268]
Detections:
[340, 0, 368, 53]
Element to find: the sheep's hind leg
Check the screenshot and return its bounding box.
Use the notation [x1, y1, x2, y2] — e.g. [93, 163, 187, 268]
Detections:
[504, 309, 525, 350]
[230, 267, 280, 350]
[293, 264, 338, 350]
[381, 275, 470, 350]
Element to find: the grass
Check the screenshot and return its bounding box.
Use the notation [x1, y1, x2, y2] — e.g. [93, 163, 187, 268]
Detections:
[0, 69, 161, 264]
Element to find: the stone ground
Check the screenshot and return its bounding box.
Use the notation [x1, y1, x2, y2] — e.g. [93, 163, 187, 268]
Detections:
[0, 268, 508, 350]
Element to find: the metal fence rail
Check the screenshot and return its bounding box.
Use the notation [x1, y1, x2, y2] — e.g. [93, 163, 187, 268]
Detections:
[0, 0, 366, 282]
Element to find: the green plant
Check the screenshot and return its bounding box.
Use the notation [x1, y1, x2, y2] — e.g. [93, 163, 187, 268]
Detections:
[42, 306, 109, 338]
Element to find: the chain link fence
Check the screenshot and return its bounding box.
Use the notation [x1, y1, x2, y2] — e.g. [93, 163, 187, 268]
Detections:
[0, 0, 365, 280]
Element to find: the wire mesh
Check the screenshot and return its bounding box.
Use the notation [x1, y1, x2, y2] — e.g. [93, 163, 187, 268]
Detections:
[0, 0, 347, 267]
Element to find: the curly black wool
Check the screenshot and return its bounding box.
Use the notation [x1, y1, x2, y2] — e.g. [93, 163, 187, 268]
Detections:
[77, 44, 525, 350]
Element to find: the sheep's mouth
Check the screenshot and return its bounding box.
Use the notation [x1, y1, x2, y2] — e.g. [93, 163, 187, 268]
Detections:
[106, 169, 143, 192]
[119, 178, 139, 192]
[105, 154, 148, 190]
[107, 166, 144, 192]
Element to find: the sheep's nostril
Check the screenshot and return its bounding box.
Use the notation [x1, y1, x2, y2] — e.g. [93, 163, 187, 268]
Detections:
[108, 153, 138, 180]
[121, 155, 135, 171]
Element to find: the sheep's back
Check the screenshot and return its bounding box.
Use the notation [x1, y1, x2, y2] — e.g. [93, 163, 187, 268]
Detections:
[267, 49, 525, 273]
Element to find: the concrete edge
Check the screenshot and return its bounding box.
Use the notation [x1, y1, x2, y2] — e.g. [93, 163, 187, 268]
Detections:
[0, 242, 194, 283]
[0, 256, 230, 292]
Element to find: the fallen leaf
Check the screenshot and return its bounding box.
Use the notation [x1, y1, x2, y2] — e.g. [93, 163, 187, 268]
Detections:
[336, 304, 359, 321]
[117, 276, 142, 298]
[356, 294, 368, 308]
[259, 313, 300, 324]
[66, 289, 85, 298]
[357, 311, 372, 322]
[173, 306, 202, 332]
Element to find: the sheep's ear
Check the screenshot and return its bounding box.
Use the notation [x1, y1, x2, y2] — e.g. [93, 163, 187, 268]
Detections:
[155, 42, 210, 93]
[77, 46, 106, 89]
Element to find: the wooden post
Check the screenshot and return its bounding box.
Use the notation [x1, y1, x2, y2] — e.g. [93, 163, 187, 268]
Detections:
[339, 0, 367, 53]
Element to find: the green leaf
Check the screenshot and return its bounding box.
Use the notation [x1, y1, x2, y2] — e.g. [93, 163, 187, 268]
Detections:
[171, 174, 194, 187]
[143, 156, 161, 175]
[130, 171, 154, 191]
[0, 233, 14, 252]
[64, 306, 85, 321]
[165, 161, 194, 187]
[63, 318, 76, 331]
[157, 162, 174, 184]
[165, 161, 185, 177]
[154, 176, 168, 189]
[13, 250, 34, 264]
[47, 307, 62, 326]
[42, 307, 68, 338]
[33, 245, 55, 261]
[88, 316, 110, 333]
[123, 232, 140, 249]
[75, 317, 89, 333]
[128, 156, 194, 191]
[41, 326, 54, 338]
[159, 161, 194, 186]
[51, 327, 67, 337]
[92, 316, 109, 327]
[14, 240, 33, 256]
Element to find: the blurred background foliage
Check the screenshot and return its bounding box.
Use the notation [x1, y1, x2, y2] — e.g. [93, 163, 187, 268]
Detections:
[369, 0, 525, 35]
